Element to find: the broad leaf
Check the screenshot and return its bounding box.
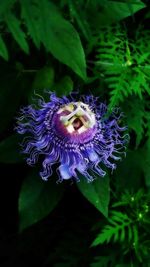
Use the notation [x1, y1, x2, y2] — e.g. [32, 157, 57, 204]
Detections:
[0, 0, 16, 17]
[38, 1, 87, 80]
[19, 169, 65, 231]
[5, 12, 29, 54]
[21, 0, 41, 48]
[104, 0, 146, 22]
[87, 0, 146, 28]
[20, 0, 87, 79]
[77, 174, 110, 217]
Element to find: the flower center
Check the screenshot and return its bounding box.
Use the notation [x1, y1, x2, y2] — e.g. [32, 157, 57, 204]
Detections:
[72, 118, 83, 130]
[57, 101, 96, 134]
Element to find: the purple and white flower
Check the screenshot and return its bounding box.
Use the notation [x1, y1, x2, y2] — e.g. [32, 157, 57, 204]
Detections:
[16, 92, 128, 182]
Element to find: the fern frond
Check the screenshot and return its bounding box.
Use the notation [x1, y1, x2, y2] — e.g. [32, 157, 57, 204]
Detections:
[91, 211, 133, 246]
[106, 67, 130, 109]
[96, 26, 150, 109]
[90, 256, 113, 267]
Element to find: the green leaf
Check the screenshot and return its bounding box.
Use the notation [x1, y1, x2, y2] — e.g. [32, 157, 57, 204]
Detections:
[68, 0, 91, 40]
[21, 0, 41, 48]
[90, 256, 111, 267]
[20, 0, 87, 79]
[52, 75, 73, 97]
[5, 12, 29, 54]
[108, 0, 145, 20]
[0, 134, 24, 163]
[0, 35, 8, 60]
[38, 1, 87, 80]
[89, 0, 145, 26]
[91, 211, 131, 246]
[96, 25, 150, 108]
[19, 169, 65, 231]
[77, 174, 110, 217]
[0, 0, 16, 17]
[28, 66, 55, 103]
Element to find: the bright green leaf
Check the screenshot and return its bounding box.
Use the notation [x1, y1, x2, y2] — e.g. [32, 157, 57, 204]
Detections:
[68, 0, 91, 40]
[77, 174, 110, 217]
[108, 0, 146, 21]
[5, 12, 29, 54]
[87, 0, 145, 27]
[91, 211, 131, 246]
[19, 169, 65, 231]
[38, 1, 87, 80]
[21, 0, 41, 48]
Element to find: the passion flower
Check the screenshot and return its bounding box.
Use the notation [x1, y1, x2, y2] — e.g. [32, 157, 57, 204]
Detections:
[16, 92, 128, 182]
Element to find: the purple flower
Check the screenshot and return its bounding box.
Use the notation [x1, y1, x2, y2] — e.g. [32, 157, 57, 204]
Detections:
[16, 92, 128, 182]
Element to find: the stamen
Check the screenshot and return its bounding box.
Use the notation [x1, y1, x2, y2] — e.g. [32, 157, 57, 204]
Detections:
[58, 101, 96, 133]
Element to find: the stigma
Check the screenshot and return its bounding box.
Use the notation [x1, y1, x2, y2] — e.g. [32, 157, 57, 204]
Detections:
[57, 102, 96, 134]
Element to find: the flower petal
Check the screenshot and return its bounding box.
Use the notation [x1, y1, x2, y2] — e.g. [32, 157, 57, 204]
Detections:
[15, 91, 128, 182]
[59, 164, 72, 180]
